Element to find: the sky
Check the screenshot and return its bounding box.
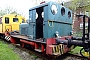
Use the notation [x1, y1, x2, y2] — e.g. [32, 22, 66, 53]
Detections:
[0, 0, 70, 19]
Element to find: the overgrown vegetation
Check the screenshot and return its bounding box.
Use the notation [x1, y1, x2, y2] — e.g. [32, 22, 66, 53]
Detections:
[73, 31, 83, 37]
[0, 40, 21, 60]
[64, 0, 90, 11]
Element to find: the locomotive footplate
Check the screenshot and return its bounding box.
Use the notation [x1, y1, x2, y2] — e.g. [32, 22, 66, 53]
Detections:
[10, 35, 46, 44]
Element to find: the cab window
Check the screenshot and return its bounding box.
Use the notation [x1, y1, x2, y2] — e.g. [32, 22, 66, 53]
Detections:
[22, 20, 25, 23]
[5, 17, 9, 24]
[0, 18, 2, 24]
[13, 18, 18, 22]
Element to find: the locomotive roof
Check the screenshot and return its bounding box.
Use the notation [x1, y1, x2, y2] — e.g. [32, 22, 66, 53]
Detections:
[29, 2, 48, 11]
[29, 1, 72, 15]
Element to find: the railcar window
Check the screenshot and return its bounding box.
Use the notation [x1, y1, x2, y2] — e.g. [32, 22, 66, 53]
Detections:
[0, 18, 2, 24]
[61, 7, 65, 16]
[51, 4, 58, 15]
[5, 17, 9, 24]
[13, 18, 18, 22]
[68, 11, 71, 18]
[22, 20, 25, 23]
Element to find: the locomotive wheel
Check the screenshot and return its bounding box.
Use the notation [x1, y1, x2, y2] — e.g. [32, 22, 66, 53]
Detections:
[20, 43, 25, 48]
[24, 44, 34, 50]
[0, 34, 5, 39]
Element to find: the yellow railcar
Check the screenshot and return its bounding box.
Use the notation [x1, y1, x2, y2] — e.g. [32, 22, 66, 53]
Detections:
[0, 14, 26, 40]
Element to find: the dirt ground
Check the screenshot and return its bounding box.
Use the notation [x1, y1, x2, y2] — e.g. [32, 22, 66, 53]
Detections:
[8, 44, 44, 60]
[7, 43, 88, 60]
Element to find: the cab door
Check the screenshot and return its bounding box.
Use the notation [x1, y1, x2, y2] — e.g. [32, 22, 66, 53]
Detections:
[11, 17, 19, 32]
[4, 17, 12, 32]
[28, 10, 36, 39]
[0, 17, 3, 33]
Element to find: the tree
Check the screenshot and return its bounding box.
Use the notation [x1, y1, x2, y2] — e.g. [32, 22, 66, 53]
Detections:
[4, 6, 14, 14]
[66, 0, 90, 11]
[0, 10, 6, 16]
[31, 0, 44, 5]
[0, 6, 22, 16]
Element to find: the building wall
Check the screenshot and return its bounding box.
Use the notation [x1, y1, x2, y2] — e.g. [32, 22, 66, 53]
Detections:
[73, 6, 90, 32]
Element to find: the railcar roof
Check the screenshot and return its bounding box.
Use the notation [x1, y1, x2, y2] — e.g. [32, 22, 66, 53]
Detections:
[29, 2, 48, 10]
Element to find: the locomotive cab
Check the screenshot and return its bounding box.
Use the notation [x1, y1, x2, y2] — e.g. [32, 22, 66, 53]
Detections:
[0, 14, 26, 41]
[0, 14, 26, 33]
[20, 1, 72, 42]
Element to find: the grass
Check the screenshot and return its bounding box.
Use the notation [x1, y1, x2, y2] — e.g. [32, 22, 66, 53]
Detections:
[69, 46, 90, 57]
[69, 46, 83, 54]
[0, 40, 21, 60]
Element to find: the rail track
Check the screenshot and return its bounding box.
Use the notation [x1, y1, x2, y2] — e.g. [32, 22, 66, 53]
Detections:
[0, 39, 88, 60]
